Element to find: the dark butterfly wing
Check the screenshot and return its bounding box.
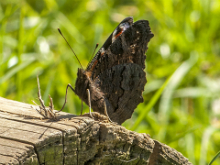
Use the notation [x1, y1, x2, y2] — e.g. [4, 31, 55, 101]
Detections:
[93, 63, 146, 124]
[75, 18, 154, 124]
[86, 17, 133, 72]
[87, 19, 153, 79]
[92, 20, 153, 124]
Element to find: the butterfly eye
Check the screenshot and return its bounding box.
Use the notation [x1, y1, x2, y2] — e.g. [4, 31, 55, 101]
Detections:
[112, 22, 131, 43]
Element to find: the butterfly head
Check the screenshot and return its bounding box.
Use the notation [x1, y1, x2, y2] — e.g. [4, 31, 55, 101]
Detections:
[75, 69, 90, 99]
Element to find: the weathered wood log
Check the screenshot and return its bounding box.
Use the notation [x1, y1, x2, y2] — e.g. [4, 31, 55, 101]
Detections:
[0, 97, 192, 165]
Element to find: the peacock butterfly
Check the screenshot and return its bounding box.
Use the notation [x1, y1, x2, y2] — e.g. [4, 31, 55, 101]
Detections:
[35, 17, 154, 124]
[68, 17, 154, 124]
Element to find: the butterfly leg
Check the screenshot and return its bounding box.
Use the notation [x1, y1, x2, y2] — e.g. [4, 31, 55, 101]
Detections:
[58, 84, 75, 112]
[86, 89, 94, 118]
[81, 100, 83, 115]
[104, 101, 112, 123]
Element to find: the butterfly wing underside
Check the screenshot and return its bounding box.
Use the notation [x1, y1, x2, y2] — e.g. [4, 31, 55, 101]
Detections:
[75, 18, 154, 124]
[94, 63, 146, 124]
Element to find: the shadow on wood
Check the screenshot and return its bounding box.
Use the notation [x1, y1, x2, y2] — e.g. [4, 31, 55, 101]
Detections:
[0, 97, 192, 165]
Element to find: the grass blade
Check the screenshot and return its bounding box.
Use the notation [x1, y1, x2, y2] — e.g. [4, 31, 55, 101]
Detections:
[209, 151, 220, 165]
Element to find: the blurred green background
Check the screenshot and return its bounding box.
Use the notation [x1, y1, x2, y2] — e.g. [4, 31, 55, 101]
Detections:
[1, 0, 220, 164]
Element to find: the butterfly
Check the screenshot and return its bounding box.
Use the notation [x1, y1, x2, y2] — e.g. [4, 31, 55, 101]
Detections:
[35, 17, 154, 124]
[70, 17, 154, 124]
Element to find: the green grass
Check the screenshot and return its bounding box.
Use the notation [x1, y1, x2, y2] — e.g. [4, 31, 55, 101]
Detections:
[1, 0, 220, 164]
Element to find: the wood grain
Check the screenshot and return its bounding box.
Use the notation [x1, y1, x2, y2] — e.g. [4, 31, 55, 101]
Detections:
[0, 97, 192, 165]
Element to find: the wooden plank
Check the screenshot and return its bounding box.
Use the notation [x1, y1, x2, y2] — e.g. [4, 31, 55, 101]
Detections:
[0, 97, 76, 119]
[0, 117, 64, 164]
[0, 138, 35, 164]
[0, 97, 192, 165]
[0, 97, 96, 164]
[0, 154, 19, 164]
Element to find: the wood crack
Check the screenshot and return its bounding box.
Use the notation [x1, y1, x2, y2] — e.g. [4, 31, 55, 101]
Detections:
[0, 135, 41, 165]
[0, 97, 192, 165]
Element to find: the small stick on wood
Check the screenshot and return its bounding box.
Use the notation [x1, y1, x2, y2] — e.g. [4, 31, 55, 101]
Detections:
[32, 76, 56, 120]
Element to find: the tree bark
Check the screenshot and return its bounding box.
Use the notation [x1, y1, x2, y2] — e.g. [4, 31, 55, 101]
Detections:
[0, 97, 192, 165]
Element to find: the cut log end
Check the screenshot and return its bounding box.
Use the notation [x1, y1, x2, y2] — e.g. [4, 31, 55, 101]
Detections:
[0, 97, 192, 165]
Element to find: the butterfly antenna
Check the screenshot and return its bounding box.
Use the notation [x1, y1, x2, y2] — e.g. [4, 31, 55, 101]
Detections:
[86, 43, 99, 69]
[58, 28, 83, 69]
